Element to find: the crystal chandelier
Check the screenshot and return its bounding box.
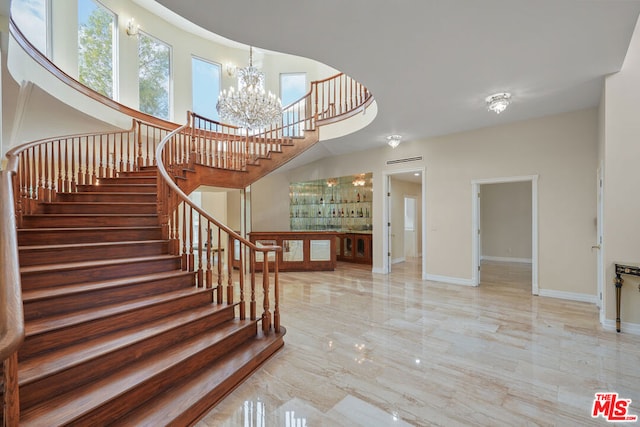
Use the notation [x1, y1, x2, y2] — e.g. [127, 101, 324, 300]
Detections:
[485, 92, 511, 114]
[216, 47, 282, 130]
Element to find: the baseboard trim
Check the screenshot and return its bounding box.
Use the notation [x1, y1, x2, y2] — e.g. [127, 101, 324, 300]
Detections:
[602, 319, 640, 335]
[392, 257, 406, 264]
[425, 274, 475, 287]
[481, 256, 532, 264]
[538, 289, 598, 304]
[371, 267, 386, 274]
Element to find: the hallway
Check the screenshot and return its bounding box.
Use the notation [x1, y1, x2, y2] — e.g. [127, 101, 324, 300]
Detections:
[198, 260, 639, 426]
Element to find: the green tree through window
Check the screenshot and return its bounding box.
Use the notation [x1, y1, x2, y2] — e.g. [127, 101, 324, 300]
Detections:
[78, 0, 114, 98]
[138, 33, 171, 120]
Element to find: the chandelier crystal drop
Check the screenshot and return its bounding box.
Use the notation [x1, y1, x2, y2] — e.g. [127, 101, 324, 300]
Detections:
[485, 92, 511, 114]
[216, 47, 282, 130]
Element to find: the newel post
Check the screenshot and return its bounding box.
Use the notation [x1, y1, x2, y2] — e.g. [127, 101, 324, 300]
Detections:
[273, 252, 280, 333]
[3, 352, 20, 426]
[262, 253, 271, 335]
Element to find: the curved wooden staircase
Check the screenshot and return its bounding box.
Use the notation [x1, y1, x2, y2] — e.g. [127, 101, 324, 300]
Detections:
[1, 18, 374, 425]
[6, 169, 284, 426]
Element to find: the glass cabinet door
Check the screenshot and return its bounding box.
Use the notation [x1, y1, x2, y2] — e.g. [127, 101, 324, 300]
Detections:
[356, 236, 366, 259]
[344, 236, 353, 257]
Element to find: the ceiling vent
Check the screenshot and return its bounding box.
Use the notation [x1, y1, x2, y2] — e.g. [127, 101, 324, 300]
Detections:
[386, 156, 423, 165]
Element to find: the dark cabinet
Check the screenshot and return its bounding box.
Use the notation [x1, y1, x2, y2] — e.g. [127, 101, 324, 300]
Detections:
[336, 233, 372, 264]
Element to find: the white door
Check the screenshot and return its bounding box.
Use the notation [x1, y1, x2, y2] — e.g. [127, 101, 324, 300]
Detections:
[596, 167, 604, 315]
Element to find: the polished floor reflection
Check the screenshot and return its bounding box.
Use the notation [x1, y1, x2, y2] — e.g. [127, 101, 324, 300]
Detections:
[197, 260, 640, 426]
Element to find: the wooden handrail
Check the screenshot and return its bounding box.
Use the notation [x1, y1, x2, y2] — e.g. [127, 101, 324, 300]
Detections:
[0, 170, 25, 427]
[156, 124, 282, 333]
[2, 15, 374, 424]
[9, 17, 178, 130]
[0, 171, 25, 361]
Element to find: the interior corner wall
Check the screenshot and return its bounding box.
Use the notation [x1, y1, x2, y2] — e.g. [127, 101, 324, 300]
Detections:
[251, 172, 291, 231]
[251, 108, 597, 297]
[602, 15, 640, 327]
[480, 182, 532, 261]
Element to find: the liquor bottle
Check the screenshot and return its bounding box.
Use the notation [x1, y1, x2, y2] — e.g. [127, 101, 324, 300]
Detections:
[357, 192, 360, 202]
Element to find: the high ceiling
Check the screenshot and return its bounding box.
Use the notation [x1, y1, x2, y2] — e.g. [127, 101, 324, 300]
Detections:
[156, 0, 640, 167]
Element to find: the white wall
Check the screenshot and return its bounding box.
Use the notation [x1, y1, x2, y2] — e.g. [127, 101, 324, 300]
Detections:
[252, 108, 598, 298]
[32, 0, 338, 124]
[480, 182, 532, 262]
[390, 177, 421, 262]
[602, 14, 640, 328]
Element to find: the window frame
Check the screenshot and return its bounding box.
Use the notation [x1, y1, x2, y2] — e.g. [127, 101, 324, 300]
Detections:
[191, 55, 222, 121]
[137, 29, 173, 121]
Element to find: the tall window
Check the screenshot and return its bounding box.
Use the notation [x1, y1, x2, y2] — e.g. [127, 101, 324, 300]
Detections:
[11, 0, 48, 55]
[78, 0, 116, 99]
[138, 32, 171, 120]
[280, 73, 306, 136]
[280, 72, 306, 107]
[192, 57, 221, 121]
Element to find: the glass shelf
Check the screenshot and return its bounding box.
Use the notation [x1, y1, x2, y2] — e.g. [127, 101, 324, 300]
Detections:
[289, 172, 373, 232]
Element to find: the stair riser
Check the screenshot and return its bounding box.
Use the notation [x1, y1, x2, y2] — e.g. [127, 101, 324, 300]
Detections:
[20, 290, 214, 360]
[23, 272, 195, 321]
[37, 203, 157, 215]
[96, 177, 157, 185]
[21, 215, 159, 228]
[118, 170, 157, 177]
[56, 193, 157, 203]
[19, 241, 169, 267]
[166, 334, 285, 427]
[20, 307, 235, 411]
[74, 323, 257, 425]
[76, 184, 156, 193]
[18, 227, 163, 246]
[21, 257, 182, 290]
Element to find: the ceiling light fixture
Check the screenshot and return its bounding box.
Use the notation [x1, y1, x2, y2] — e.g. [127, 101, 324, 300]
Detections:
[387, 134, 402, 148]
[485, 92, 511, 114]
[216, 46, 282, 130]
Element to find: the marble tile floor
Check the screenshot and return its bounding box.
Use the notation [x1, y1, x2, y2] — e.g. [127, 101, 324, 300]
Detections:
[196, 259, 640, 426]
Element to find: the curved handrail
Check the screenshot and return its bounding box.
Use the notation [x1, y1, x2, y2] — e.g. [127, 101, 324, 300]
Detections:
[156, 124, 280, 255]
[8, 17, 178, 130]
[0, 171, 25, 362]
[1, 14, 374, 419]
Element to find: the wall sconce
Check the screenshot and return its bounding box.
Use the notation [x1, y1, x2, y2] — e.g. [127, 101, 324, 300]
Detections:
[126, 18, 139, 36]
[225, 62, 236, 77]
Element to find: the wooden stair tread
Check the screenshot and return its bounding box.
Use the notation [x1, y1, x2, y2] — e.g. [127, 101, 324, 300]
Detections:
[19, 239, 167, 251]
[22, 213, 158, 218]
[18, 225, 162, 234]
[38, 201, 157, 205]
[19, 304, 233, 385]
[20, 254, 178, 275]
[25, 286, 210, 337]
[118, 329, 285, 426]
[55, 191, 157, 196]
[22, 270, 192, 302]
[20, 319, 255, 426]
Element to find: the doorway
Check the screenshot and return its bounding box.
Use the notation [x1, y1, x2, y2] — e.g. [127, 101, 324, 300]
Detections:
[383, 168, 426, 278]
[471, 175, 538, 294]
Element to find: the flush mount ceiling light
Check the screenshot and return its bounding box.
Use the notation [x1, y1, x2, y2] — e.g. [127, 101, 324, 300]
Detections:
[386, 134, 402, 148]
[485, 92, 512, 114]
